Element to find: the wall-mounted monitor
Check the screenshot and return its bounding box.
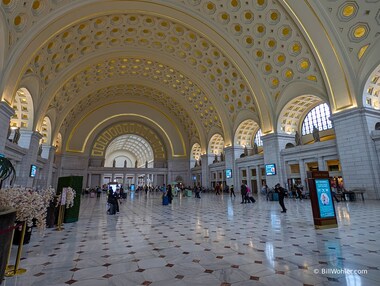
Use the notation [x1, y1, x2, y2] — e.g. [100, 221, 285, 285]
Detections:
[225, 169, 232, 179]
[265, 164, 276, 176]
[30, 164, 37, 178]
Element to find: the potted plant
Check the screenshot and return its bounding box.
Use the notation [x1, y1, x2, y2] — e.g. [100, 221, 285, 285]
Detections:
[0, 156, 16, 284]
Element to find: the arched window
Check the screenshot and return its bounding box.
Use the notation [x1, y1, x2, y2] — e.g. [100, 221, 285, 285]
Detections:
[301, 103, 333, 135]
[254, 129, 263, 146]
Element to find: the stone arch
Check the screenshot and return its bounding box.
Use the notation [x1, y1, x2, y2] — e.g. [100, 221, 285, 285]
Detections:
[277, 94, 323, 134]
[104, 134, 154, 168]
[282, 1, 356, 112]
[40, 116, 52, 145]
[285, 143, 295, 149]
[54, 132, 62, 154]
[10, 87, 34, 130]
[208, 133, 224, 156]
[362, 63, 380, 110]
[65, 101, 186, 157]
[190, 143, 201, 169]
[234, 119, 260, 147]
[90, 122, 166, 162]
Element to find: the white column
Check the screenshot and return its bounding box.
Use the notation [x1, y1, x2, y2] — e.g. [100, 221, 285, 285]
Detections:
[200, 154, 212, 188]
[256, 165, 261, 192]
[0, 102, 14, 154]
[246, 167, 251, 186]
[299, 159, 307, 188]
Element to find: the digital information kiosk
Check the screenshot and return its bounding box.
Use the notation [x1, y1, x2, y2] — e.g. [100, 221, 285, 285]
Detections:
[307, 171, 338, 229]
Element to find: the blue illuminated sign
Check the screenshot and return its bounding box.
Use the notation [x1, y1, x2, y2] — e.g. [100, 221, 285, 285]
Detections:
[265, 164, 276, 176]
[315, 179, 335, 218]
[30, 164, 37, 177]
[225, 169, 232, 179]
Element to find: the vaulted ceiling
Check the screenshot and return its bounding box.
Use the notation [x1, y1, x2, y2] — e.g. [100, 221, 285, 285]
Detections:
[0, 0, 378, 158]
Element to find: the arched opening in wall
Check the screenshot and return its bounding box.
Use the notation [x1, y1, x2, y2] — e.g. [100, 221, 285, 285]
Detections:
[363, 65, 380, 110]
[253, 129, 263, 154]
[278, 94, 322, 135]
[10, 88, 34, 130]
[40, 117, 52, 145]
[234, 119, 260, 147]
[55, 133, 62, 154]
[375, 122, 380, 130]
[301, 103, 334, 143]
[208, 134, 224, 164]
[104, 134, 154, 168]
[190, 143, 201, 169]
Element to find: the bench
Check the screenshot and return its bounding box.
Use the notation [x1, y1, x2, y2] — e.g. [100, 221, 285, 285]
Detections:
[351, 189, 365, 201]
[341, 189, 365, 201]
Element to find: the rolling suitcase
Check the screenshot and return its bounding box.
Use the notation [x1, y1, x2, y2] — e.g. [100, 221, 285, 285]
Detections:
[162, 195, 169, 205]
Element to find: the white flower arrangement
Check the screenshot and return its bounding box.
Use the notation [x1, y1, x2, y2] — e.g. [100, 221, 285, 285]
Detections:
[0, 187, 56, 231]
[56, 187, 76, 208]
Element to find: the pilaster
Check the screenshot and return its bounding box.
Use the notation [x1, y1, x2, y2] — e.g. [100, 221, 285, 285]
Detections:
[0, 102, 14, 154]
[39, 145, 56, 188]
[201, 154, 212, 188]
[262, 133, 294, 188]
[331, 108, 380, 199]
[16, 131, 42, 187]
[224, 146, 244, 188]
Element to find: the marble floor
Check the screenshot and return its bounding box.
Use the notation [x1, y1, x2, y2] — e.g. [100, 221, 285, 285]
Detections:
[2, 191, 380, 286]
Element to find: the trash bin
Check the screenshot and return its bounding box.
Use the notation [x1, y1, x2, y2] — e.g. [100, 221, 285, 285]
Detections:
[186, 190, 192, 197]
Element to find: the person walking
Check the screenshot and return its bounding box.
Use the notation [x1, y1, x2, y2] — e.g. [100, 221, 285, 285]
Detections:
[215, 183, 221, 195]
[246, 185, 256, 203]
[194, 185, 201, 198]
[240, 184, 247, 204]
[230, 185, 236, 198]
[167, 184, 173, 204]
[275, 183, 287, 213]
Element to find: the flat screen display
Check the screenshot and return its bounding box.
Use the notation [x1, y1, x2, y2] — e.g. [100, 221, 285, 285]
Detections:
[108, 183, 118, 193]
[265, 164, 276, 176]
[30, 165, 37, 177]
[315, 179, 335, 218]
[225, 169, 232, 179]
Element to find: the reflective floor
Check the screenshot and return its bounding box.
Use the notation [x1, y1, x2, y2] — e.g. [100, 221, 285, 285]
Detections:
[3, 191, 380, 286]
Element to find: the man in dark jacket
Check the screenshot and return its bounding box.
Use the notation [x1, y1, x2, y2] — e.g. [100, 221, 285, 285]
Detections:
[275, 183, 287, 213]
[240, 184, 247, 204]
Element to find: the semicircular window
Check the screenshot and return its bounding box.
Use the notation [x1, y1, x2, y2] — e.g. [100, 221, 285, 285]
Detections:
[301, 103, 333, 135]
